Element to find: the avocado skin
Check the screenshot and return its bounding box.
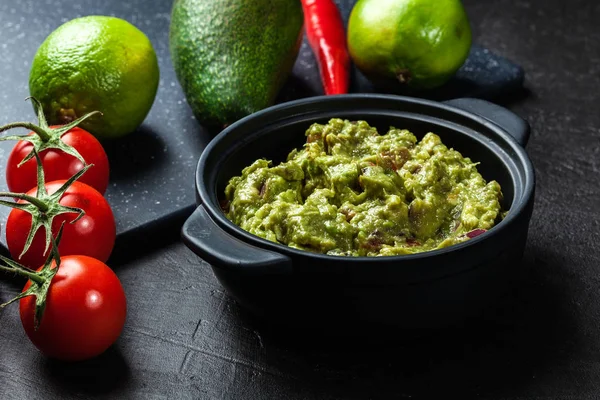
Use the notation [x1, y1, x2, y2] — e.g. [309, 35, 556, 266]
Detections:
[169, 0, 304, 129]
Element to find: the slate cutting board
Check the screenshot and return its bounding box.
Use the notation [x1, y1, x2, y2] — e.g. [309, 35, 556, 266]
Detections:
[0, 0, 525, 257]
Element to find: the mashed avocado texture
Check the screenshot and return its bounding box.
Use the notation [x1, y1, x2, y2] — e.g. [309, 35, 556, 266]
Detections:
[224, 119, 503, 256]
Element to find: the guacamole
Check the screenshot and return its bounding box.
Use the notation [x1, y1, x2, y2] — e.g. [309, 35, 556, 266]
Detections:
[223, 119, 503, 256]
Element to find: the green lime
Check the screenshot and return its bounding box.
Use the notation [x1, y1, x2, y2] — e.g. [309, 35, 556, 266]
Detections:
[347, 0, 472, 90]
[29, 16, 159, 139]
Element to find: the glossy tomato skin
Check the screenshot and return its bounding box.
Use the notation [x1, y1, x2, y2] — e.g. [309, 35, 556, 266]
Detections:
[6, 126, 110, 194]
[19, 256, 127, 361]
[6, 180, 116, 269]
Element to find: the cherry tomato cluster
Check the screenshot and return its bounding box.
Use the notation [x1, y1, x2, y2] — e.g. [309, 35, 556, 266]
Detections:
[0, 98, 127, 362]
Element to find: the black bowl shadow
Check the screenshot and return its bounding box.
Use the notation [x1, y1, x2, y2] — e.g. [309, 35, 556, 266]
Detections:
[108, 209, 190, 267]
[100, 125, 168, 183]
[352, 69, 529, 105]
[491, 86, 532, 108]
[275, 74, 321, 105]
[224, 245, 577, 398]
[197, 74, 320, 136]
[42, 346, 130, 395]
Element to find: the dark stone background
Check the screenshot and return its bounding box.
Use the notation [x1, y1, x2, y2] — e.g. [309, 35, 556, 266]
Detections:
[1, 0, 599, 399]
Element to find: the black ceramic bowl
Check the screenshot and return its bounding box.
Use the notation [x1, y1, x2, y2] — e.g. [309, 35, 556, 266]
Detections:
[182, 95, 535, 331]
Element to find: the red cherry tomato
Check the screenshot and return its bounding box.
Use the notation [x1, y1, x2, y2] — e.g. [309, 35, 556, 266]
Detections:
[19, 255, 127, 361]
[6, 180, 116, 269]
[6, 126, 110, 194]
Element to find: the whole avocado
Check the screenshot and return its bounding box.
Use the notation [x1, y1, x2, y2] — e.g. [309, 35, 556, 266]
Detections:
[169, 0, 304, 128]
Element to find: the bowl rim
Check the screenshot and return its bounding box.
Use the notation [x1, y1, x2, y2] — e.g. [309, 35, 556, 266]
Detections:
[195, 94, 535, 262]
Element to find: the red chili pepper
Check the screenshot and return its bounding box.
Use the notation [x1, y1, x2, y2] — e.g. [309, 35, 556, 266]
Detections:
[301, 0, 350, 95]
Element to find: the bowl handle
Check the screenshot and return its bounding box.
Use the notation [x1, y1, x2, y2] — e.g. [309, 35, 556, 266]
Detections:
[181, 205, 293, 275]
[443, 98, 530, 147]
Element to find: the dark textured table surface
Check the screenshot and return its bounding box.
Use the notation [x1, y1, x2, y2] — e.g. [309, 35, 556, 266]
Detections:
[1, 0, 599, 399]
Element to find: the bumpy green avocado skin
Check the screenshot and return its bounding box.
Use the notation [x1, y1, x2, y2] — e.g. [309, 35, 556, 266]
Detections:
[169, 0, 304, 128]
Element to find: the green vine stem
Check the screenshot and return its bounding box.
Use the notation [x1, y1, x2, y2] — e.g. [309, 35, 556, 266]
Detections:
[0, 96, 102, 166]
[0, 150, 89, 258]
[0, 224, 64, 330]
